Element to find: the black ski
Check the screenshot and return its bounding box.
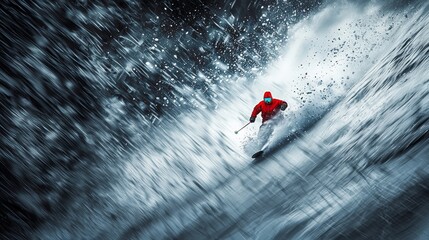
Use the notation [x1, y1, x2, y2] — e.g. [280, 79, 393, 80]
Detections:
[251, 150, 264, 158]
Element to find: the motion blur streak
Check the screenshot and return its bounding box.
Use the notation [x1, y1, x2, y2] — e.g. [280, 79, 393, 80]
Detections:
[1, 0, 428, 239]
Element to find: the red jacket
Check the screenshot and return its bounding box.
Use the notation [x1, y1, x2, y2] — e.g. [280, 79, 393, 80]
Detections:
[251, 91, 287, 123]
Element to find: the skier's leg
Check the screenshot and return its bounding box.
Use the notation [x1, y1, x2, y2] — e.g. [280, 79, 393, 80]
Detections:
[257, 122, 274, 148]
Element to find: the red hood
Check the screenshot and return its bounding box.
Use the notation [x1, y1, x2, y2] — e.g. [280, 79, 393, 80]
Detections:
[263, 91, 272, 99]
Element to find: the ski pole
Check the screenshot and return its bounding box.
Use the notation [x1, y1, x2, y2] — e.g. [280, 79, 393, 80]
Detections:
[234, 122, 251, 134]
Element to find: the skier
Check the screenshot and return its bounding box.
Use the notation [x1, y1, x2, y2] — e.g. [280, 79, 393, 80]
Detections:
[249, 91, 288, 124]
[249, 91, 288, 149]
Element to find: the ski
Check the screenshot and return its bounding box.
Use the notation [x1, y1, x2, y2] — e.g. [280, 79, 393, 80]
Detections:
[251, 150, 264, 158]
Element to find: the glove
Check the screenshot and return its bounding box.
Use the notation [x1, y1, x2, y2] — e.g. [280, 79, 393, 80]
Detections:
[280, 103, 287, 111]
[249, 117, 256, 123]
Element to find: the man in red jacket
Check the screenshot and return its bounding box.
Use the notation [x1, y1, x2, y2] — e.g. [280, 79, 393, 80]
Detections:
[248, 91, 288, 150]
[250, 91, 288, 124]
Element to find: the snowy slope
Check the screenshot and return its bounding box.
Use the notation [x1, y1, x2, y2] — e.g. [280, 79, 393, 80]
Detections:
[2, 0, 428, 239]
[112, 3, 429, 239]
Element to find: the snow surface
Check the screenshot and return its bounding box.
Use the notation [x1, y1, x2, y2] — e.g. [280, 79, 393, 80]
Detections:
[1, 0, 428, 239]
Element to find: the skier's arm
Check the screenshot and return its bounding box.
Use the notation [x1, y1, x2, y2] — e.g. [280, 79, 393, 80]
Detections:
[280, 101, 288, 111]
[274, 99, 288, 110]
[250, 103, 262, 122]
